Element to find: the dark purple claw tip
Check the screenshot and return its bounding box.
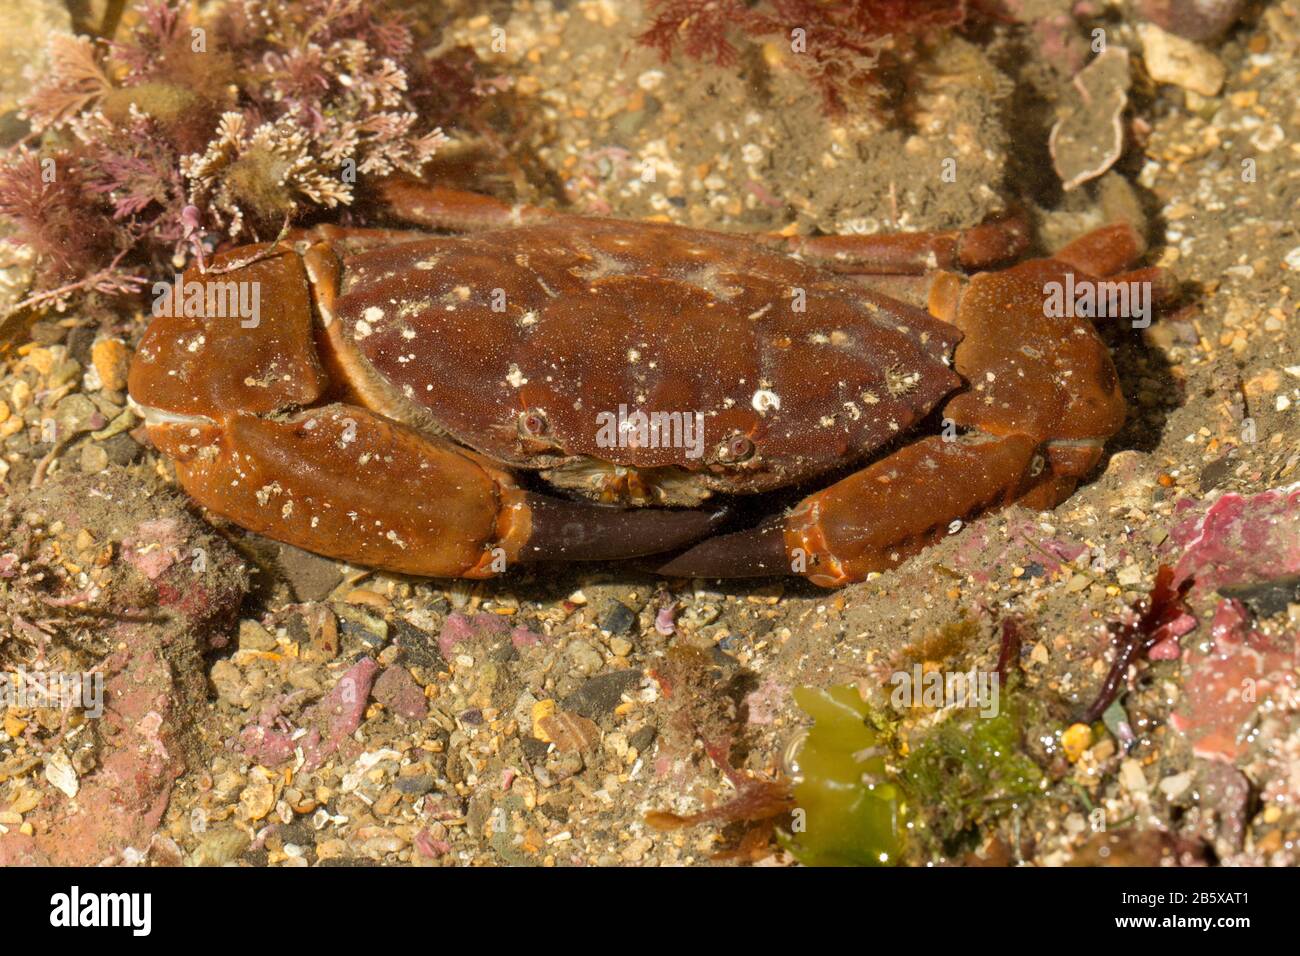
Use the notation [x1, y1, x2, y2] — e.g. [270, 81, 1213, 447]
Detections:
[656, 521, 789, 579]
[519, 494, 728, 563]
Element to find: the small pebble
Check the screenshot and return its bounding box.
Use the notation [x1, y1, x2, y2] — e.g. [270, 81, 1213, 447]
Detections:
[1138, 23, 1226, 96]
[600, 600, 637, 635]
[91, 337, 130, 393]
[78, 443, 109, 474]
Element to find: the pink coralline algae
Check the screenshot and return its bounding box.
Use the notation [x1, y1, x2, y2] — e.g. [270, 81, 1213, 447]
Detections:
[1157, 486, 1300, 763]
[240, 656, 380, 771]
[437, 612, 547, 658]
[120, 517, 187, 580]
[1169, 484, 1300, 595]
[1169, 599, 1295, 763]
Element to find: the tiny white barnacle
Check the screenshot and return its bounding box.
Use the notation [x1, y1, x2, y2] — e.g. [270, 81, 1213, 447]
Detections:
[505, 363, 528, 388]
[255, 481, 282, 506]
[751, 389, 781, 414]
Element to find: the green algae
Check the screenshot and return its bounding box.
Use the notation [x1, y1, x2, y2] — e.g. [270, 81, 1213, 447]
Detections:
[898, 691, 1044, 853]
[781, 685, 904, 866]
[784, 677, 1047, 865]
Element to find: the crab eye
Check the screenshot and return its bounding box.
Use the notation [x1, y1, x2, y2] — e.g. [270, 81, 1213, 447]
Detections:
[519, 408, 549, 437]
[719, 433, 754, 463]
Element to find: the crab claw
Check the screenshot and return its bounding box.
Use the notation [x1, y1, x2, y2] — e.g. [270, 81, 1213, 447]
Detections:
[517, 497, 729, 563]
[656, 519, 788, 579]
[659, 434, 1042, 587]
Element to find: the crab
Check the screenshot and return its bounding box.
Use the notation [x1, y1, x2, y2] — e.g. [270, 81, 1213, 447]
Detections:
[127, 179, 1172, 587]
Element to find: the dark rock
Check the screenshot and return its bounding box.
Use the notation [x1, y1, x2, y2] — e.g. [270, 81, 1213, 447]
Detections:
[521, 734, 550, 765]
[66, 325, 96, 365]
[277, 821, 316, 847]
[393, 618, 445, 671]
[336, 604, 388, 651]
[274, 541, 344, 602]
[628, 725, 657, 754]
[1219, 575, 1300, 618]
[101, 432, 143, 466]
[600, 600, 638, 635]
[395, 775, 435, 796]
[1198, 454, 1235, 492]
[562, 669, 642, 720]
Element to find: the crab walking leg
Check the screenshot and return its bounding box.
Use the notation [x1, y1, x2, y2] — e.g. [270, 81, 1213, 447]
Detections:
[767, 209, 1031, 275]
[145, 403, 724, 579]
[377, 178, 557, 232]
[374, 178, 1029, 277]
[660, 434, 1041, 587]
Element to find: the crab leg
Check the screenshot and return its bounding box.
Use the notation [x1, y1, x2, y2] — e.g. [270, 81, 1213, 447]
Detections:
[146, 403, 724, 579]
[377, 178, 556, 232]
[660, 434, 1042, 587]
[378, 176, 1031, 276]
[767, 208, 1031, 275]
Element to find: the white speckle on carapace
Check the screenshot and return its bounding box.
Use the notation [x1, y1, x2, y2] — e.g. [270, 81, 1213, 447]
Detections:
[751, 389, 780, 415]
[506, 363, 528, 388]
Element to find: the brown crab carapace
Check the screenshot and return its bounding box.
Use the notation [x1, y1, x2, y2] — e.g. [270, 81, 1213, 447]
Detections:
[128, 181, 1171, 587]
